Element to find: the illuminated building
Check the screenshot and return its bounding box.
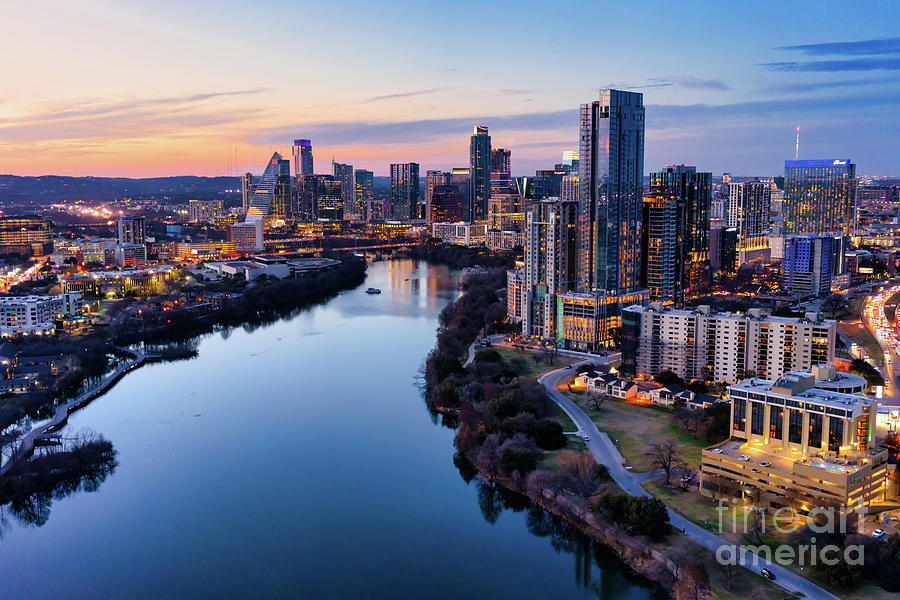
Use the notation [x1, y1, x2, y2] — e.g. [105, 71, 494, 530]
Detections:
[523, 199, 578, 340]
[641, 193, 677, 303]
[556, 289, 649, 351]
[560, 174, 578, 203]
[506, 268, 525, 323]
[241, 173, 254, 214]
[247, 152, 292, 226]
[649, 165, 713, 303]
[60, 268, 174, 296]
[709, 226, 738, 274]
[0, 292, 82, 336]
[188, 199, 225, 223]
[117, 216, 145, 246]
[0, 216, 52, 257]
[229, 220, 264, 251]
[113, 243, 147, 268]
[432, 222, 486, 246]
[783, 159, 856, 237]
[427, 185, 465, 225]
[389, 163, 420, 220]
[621, 303, 835, 382]
[312, 175, 343, 221]
[487, 193, 524, 230]
[490, 148, 511, 194]
[172, 242, 236, 260]
[332, 161, 356, 220]
[469, 125, 491, 222]
[354, 170, 374, 221]
[487, 229, 525, 251]
[728, 182, 770, 265]
[364, 220, 423, 240]
[701, 371, 886, 511]
[578, 89, 644, 295]
[293, 139, 314, 176]
[782, 233, 842, 298]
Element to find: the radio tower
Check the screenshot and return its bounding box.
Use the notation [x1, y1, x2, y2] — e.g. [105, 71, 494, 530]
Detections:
[795, 127, 800, 160]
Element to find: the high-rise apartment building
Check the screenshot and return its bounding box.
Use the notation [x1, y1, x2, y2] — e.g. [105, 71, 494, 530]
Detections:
[727, 182, 771, 265]
[188, 199, 225, 223]
[709, 226, 738, 274]
[332, 161, 356, 220]
[578, 89, 644, 294]
[293, 139, 314, 176]
[354, 170, 375, 221]
[523, 199, 578, 340]
[428, 185, 465, 225]
[490, 148, 511, 195]
[312, 175, 343, 220]
[117, 216, 146, 246]
[621, 303, 835, 383]
[782, 233, 843, 298]
[0, 216, 52, 257]
[783, 159, 856, 237]
[641, 193, 678, 303]
[469, 126, 491, 222]
[649, 165, 712, 303]
[389, 163, 420, 220]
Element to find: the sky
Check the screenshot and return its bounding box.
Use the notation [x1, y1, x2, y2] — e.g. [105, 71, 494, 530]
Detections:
[0, 0, 898, 178]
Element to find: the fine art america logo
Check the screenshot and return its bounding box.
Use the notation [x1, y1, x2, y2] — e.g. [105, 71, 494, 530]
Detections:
[715, 501, 865, 568]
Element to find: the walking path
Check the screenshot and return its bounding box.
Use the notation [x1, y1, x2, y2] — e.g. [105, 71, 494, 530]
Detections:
[0, 348, 158, 477]
[539, 363, 838, 600]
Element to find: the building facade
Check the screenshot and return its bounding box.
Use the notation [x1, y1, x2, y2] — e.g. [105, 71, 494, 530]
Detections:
[469, 126, 491, 222]
[727, 182, 771, 265]
[389, 163, 420, 220]
[641, 193, 678, 303]
[783, 159, 857, 237]
[293, 139, 314, 176]
[332, 161, 356, 220]
[0, 216, 52, 257]
[354, 169, 375, 221]
[782, 233, 841, 298]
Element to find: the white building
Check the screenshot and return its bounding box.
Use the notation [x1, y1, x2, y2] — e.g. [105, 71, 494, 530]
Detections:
[113, 243, 147, 268]
[728, 182, 771, 265]
[432, 222, 486, 246]
[622, 303, 835, 384]
[0, 292, 83, 336]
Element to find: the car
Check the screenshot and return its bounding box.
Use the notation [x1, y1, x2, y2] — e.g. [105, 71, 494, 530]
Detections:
[759, 461, 770, 467]
[583, 436, 590, 442]
[874, 529, 886, 538]
[760, 568, 776, 580]
[738, 455, 750, 461]
[750, 468, 758, 473]
[711, 448, 723, 454]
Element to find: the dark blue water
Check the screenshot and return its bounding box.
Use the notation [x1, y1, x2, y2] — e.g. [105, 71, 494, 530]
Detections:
[0, 260, 663, 599]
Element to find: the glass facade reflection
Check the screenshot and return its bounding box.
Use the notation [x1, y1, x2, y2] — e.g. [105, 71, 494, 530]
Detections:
[783, 159, 856, 237]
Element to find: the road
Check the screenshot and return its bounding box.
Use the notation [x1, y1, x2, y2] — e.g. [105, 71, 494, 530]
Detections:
[539, 364, 839, 600]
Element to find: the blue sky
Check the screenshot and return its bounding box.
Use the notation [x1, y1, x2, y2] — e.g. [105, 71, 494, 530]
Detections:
[0, 0, 897, 176]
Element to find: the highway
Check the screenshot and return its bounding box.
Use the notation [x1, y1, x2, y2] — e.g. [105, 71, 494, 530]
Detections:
[538, 364, 839, 600]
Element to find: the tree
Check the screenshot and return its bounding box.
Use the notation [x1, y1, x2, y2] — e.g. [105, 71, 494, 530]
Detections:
[647, 442, 684, 485]
[654, 370, 685, 387]
[529, 419, 567, 450]
[626, 496, 670, 539]
[717, 561, 738, 591]
[676, 561, 711, 600]
[501, 447, 537, 475]
[678, 467, 698, 491]
[821, 293, 849, 319]
[850, 358, 885, 388]
[586, 393, 609, 411]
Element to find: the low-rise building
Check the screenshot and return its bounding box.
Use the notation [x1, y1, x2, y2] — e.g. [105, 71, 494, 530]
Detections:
[486, 229, 525, 252]
[701, 371, 887, 511]
[0, 293, 82, 336]
[432, 222, 487, 246]
[555, 290, 650, 351]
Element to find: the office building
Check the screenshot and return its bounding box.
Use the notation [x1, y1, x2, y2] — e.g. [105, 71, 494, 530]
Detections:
[578, 89, 644, 294]
[313, 175, 344, 221]
[782, 233, 842, 298]
[710, 226, 738, 274]
[469, 125, 491, 222]
[487, 193, 525, 231]
[355, 169, 375, 221]
[701, 370, 886, 511]
[188, 199, 225, 223]
[783, 159, 856, 237]
[229, 220, 265, 252]
[247, 152, 292, 226]
[389, 163, 420, 220]
[241, 172, 254, 214]
[487, 229, 525, 251]
[490, 148, 512, 194]
[293, 139, 314, 176]
[621, 303, 835, 383]
[728, 182, 771, 265]
[641, 193, 677, 303]
[0, 216, 52, 257]
[428, 185, 465, 225]
[432, 222, 486, 246]
[556, 289, 649, 351]
[650, 165, 713, 303]
[523, 199, 578, 340]
[332, 161, 356, 220]
[117, 216, 146, 246]
[113, 243, 147, 268]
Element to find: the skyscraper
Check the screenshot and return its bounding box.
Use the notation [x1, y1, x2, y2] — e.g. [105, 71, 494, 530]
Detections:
[578, 89, 645, 294]
[728, 182, 771, 265]
[782, 233, 840, 298]
[641, 193, 677, 303]
[293, 139, 314, 176]
[117, 216, 146, 245]
[783, 159, 857, 237]
[389, 163, 420, 220]
[241, 172, 254, 214]
[313, 175, 343, 220]
[247, 152, 291, 225]
[428, 185, 465, 225]
[332, 161, 355, 220]
[355, 169, 374, 221]
[490, 148, 511, 195]
[469, 125, 491, 222]
[649, 165, 713, 304]
[425, 171, 450, 225]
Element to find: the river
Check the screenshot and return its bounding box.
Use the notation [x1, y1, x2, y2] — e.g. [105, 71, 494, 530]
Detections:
[0, 260, 665, 600]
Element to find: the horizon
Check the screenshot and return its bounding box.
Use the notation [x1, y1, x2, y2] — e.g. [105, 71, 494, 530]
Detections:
[1, 1, 898, 178]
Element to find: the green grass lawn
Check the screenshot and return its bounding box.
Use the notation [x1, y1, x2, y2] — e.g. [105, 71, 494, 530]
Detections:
[492, 345, 578, 379]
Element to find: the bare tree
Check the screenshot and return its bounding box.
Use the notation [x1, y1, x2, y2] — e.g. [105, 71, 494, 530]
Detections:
[526, 469, 553, 499]
[647, 442, 684, 486]
[717, 561, 738, 591]
[678, 467, 698, 491]
[587, 393, 610, 411]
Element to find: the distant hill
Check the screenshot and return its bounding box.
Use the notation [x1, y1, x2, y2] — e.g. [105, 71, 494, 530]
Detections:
[0, 174, 241, 204]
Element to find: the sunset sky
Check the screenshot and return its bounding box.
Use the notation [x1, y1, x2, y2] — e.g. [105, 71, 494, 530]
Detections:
[2, 0, 898, 178]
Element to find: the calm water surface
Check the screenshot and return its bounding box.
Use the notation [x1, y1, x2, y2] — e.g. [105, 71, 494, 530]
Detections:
[0, 260, 664, 599]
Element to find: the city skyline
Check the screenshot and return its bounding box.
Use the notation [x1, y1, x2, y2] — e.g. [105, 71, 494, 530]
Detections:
[1, 1, 898, 178]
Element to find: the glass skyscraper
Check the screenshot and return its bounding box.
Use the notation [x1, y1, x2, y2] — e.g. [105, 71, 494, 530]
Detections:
[293, 139, 314, 176]
[389, 163, 420, 220]
[247, 152, 291, 225]
[578, 89, 645, 294]
[469, 125, 491, 222]
[783, 159, 856, 237]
